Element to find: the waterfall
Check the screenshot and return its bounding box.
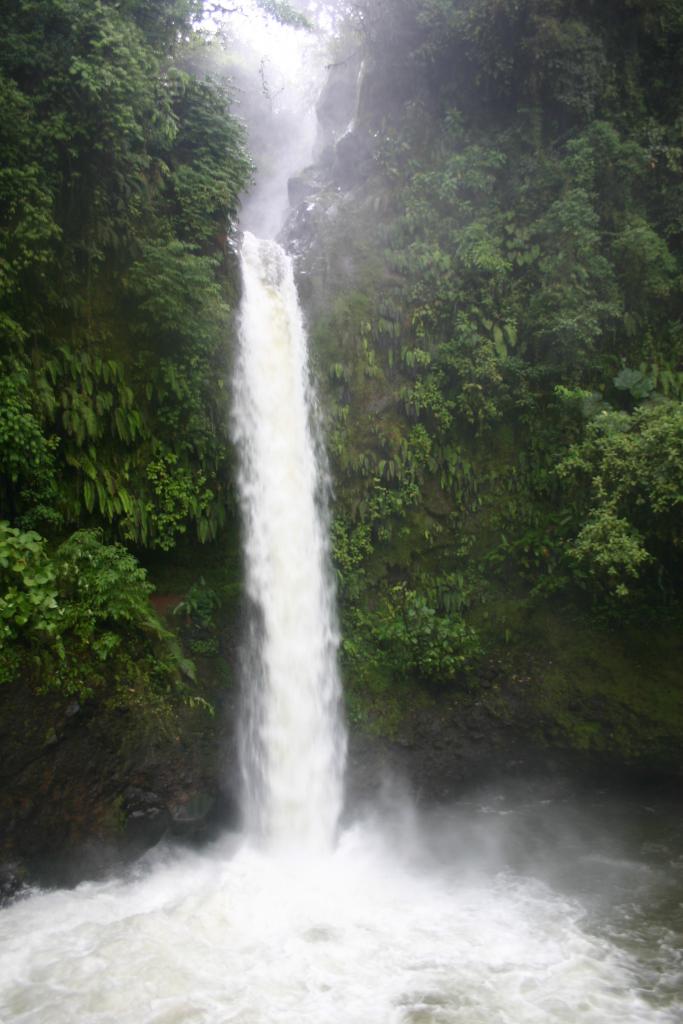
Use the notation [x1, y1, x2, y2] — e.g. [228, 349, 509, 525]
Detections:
[232, 231, 346, 852]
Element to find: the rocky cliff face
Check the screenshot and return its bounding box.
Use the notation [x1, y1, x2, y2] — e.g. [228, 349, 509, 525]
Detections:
[0, 661, 241, 895]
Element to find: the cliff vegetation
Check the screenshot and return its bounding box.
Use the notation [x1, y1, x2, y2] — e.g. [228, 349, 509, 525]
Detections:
[297, 0, 683, 768]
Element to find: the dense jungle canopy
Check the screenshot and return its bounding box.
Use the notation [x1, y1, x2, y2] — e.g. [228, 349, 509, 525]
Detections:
[0, 0, 251, 716]
[309, 0, 683, 742]
[0, 0, 682, 774]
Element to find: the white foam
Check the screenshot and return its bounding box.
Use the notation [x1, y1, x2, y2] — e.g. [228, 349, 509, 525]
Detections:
[0, 824, 677, 1023]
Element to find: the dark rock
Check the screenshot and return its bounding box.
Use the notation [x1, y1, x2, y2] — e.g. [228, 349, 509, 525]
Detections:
[122, 788, 170, 852]
[122, 786, 164, 811]
[173, 788, 240, 844]
[43, 727, 59, 747]
[316, 53, 363, 138]
[169, 792, 218, 839]
[0, 863, 25, 907]
[332, 129, 373, 190]
[287, 172, 317, 209]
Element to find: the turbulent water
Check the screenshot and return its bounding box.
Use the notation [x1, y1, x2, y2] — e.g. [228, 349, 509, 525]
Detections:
[232, 231, 345, 851]
[0, 790, 681, 1023]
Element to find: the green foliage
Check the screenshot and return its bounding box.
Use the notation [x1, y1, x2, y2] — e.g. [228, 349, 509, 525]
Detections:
[144, 451, 212, 551]
[342, 582, 480, 689]
[174, 576, 221, 628]
[569, 508, 651, 600]
[127, 241, 227, 345]
[46, 530, 197, 714]
[165, 71, 251, 241]
[557, 400, 683, 597]
[613, 368, 655, 404]
[0, 526, 200, 724]
[530, 188, 621, 359]
[55, 530, 155, 632]
[613, 217, 678, 303]
[189, 636, 220, 656]
[0, 523, 59, 643]
[315, 0, 683, 702]
[0, 0, 248, 710]
[0, 0, 249, 546]
[254, 1, 312, 30]
[0, 360, 60, 528]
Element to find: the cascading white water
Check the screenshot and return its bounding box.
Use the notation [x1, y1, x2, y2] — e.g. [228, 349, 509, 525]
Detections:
[1, 794, 681, 1023]
[232, 231, 346, 851]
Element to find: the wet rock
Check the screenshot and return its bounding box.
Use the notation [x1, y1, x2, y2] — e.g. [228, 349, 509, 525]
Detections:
[122, 787, 170, 851]
[287, 165, 326, 210]
[0, 863, 25, 907]
[316, 53, 363, 138]
[43, 726, 59, 747]
[123, 786, 164, 812]
[332, 129, 373, 190]
[169, 792, 215, 838]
